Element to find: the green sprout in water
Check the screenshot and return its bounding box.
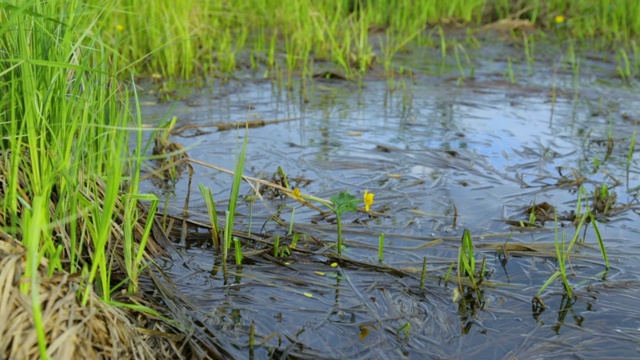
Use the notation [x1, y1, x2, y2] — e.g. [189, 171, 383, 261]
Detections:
[397, 323, 411, 340]
[378, 233, 385, 262]
[330, 192, 359, 254]
[457, 229, 484, 299]
[289, 188, 374, 255]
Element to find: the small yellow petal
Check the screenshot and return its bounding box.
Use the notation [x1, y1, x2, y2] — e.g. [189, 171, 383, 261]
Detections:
[359, 325, 371, 341]
[314, 271, 325, 276]
[116, 24, 124, 32]
[330, 262, 338, 268]
[452, 287, 461, 303]
[303, 292, 314, 298]
[363, 190, 375, 212]
[291, 188, 302, 201]
[554, 15, 565, 24]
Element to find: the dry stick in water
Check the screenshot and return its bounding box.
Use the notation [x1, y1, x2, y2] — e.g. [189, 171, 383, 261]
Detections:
[180, 164, 194, 245]
[171, 117, 301, 135]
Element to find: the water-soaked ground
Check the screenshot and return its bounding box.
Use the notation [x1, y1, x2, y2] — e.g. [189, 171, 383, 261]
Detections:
[139, 37, 640, 358]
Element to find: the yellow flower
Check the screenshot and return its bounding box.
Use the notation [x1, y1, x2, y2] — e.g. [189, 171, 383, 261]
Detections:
[116, 24, 124, 32]
[291, 188, 301, 200]
[554, 15, 565, 24]
[363, 190, 375, 212]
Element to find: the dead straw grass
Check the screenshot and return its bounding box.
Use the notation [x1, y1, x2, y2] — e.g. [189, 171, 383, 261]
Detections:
[0, 234, 178, 359]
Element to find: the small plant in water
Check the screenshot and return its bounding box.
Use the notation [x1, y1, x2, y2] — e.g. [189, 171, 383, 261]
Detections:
[592, 184, 616, 215]
[537, 225, 573, 300]
[456, 230, 487, 301]
[289, 188, 374, 255]
[396, 323, 411, 341]
[458, 230, 478, 285]
[535, 192, 612, 305]
[329, 191, 360, 254]
[273, 235, 291, 258]
[378, 233, 385, 262]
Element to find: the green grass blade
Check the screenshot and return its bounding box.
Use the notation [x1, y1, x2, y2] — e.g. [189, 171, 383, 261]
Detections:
[199, 183, 220, 248]
[537, 271, 561, 297]
[589, 212, 610, 269]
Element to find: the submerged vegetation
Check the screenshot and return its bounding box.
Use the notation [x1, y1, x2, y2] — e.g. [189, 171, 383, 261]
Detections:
[1, 0, 639, 358]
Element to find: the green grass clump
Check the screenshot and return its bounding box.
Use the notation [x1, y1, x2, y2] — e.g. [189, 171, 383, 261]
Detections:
[93, 0, 640, 79]
[5, 2, 634, 87]
[537, 187, 611, 302]
[0, 0, 158, 331]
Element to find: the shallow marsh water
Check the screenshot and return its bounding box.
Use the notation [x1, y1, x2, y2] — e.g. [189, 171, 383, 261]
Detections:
[140, 38, 640, 359]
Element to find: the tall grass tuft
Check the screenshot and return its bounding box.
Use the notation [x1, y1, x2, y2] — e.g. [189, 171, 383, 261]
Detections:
[0, 0, 158, 310]
[221, 128, 249, 273]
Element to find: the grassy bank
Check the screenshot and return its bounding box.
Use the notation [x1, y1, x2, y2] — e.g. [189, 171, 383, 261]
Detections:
[105, 0, 640, 78]
[0, 1, 174, 358]
[0, 0, 156, 295]
[0, 0, 637, 358]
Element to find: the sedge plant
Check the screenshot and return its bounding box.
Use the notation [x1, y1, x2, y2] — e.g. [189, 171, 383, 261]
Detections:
[456, 230, 487, 300]
[538, 188, 610, 299]
[221, 127, 249, 271]
[537, 215, 573, 298]
[567, 186, 609, 268]
[199, 183, 221, 248]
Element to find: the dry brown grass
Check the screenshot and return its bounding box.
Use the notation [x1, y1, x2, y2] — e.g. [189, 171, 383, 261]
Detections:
[0, 234, 187, 359]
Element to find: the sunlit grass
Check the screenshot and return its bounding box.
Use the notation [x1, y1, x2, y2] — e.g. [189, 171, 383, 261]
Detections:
[0, 1, 162, 353]
[93, 0, 640, 79]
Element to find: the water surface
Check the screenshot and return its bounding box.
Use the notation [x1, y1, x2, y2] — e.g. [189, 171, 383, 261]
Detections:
[140, 37, 640, 359]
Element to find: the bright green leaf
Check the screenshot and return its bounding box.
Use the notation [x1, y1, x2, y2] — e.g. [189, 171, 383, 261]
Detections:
[330, 191, 358, 216]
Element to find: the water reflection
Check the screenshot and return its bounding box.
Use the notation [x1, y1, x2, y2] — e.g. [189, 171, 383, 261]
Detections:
[139, 46, 640, 357]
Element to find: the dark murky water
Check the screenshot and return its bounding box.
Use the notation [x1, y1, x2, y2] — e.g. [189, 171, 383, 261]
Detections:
[139, 39, 640, 358]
